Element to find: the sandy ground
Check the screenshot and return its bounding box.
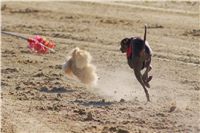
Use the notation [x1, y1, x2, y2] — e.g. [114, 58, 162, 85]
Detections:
[1, 1, 200, 133]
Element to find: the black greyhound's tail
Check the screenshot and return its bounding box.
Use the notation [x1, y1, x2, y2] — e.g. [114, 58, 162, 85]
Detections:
[144, 24, 147, 43]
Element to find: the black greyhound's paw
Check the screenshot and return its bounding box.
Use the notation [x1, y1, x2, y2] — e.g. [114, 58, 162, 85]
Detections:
[147, 76, 152, 83]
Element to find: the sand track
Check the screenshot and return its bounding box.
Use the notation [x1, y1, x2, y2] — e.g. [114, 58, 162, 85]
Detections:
[1, 1, 200, 133]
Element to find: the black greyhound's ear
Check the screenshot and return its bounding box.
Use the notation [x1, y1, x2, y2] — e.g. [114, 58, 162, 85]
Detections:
[121, 38, 130, 46]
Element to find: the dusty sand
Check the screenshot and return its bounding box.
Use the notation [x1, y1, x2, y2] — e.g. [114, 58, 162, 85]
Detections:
[1, 1, 200, 133]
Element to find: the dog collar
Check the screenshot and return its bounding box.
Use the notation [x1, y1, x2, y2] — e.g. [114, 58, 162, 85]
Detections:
[126, 45, 132, 58]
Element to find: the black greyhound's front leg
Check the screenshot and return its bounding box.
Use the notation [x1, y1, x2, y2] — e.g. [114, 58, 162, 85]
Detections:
[142, 57, 152, 88]
[134, 69, 150, 101]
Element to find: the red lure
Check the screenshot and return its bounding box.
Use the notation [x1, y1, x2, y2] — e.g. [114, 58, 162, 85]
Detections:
[28, 35, 55, 54]
[2, 31, 56, 54]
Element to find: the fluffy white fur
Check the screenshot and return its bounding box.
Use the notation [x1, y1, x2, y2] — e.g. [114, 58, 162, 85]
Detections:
[63, 47, 98, 86]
